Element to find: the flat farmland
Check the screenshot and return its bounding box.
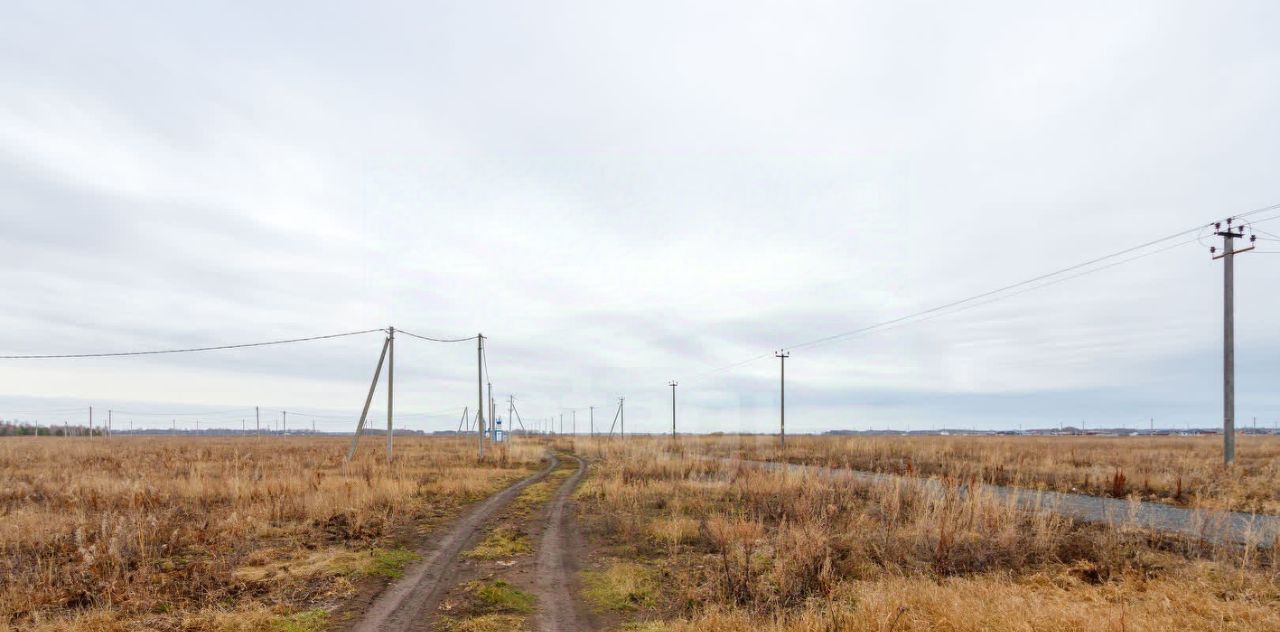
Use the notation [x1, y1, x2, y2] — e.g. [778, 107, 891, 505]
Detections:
[686, 434, 1280, 514]
[5, 434, 1280, 631]
[573, 436, 1280, 631]
[0, 436, 544, 631]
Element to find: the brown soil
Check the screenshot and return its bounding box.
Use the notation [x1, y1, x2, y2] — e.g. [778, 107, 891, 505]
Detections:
[337, 454, 558, 632]
[532, 455, 593, 632]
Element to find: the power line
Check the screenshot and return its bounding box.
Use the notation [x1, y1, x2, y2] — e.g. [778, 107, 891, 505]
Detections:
[0, 328, 386, 360]
[685, 236, 1202, 382]
[482, 341, 492, 386]
[680, 202, 1280, 383]
[779, 207, 1280, 353]
[396, 329, 478, 343]
[785, 228, 1206, 353]
[112, 407, 252, 417]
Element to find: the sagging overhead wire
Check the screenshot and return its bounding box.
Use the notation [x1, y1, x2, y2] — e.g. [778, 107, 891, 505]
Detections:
[680, 202, 1280, 383]
[396, 329, 479, 343]
[0, 328, 387, 360]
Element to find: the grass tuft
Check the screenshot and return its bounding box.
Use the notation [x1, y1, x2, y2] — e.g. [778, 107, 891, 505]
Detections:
[436, 613, 527, 632]
[580, 561, 658, 612]
[269, 608, 328, 632]
[466, 579, 536, 614]
[463, 525, 531, 560]
[366, 547, 421, 578]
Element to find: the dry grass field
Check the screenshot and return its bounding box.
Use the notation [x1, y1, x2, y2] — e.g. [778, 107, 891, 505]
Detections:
[0, 435, 545, 631]
[7, 433, 1280, 631]
[679, 434, 1280, 514]
[574, 437, 1280, 631]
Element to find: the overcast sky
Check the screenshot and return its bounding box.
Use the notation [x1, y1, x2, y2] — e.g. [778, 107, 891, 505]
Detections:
[2, 1, 1278, 434]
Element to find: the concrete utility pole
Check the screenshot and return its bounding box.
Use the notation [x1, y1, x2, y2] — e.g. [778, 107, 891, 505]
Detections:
[477, 334, 486, 458]
[256, 406, 260, 436]
[346, 331, 391, 461]
[1211, 218, 1256, 465]
[89, 406, 93, 436]
[620, 397, 625, 439]
[559, 413, 563, 435]
[572, 409, 576, 436]
[590, 405, 594, 437]
[509, 396, 515, 438]
[107, 409, 112, 438]
[776, 350, 789, 448]
[669, 381, 678, 440]
[387, 326, 395, 463]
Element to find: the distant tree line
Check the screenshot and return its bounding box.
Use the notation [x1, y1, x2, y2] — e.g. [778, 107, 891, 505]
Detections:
[0, 422, 102, 437]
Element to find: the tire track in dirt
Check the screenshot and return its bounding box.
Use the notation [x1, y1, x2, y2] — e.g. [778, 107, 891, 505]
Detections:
[533, 454, 591, 632]
[349, 454, 559, 632]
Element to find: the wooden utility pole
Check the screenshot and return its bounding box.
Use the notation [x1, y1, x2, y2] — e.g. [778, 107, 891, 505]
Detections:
[1211, 218, 1256, 465]
[669, 381, 678, 440]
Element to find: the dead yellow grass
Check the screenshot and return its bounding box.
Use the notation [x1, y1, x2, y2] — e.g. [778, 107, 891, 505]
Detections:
[679, 433, 1280, 513]
[576, 437, 1280, 630]
[0, 435, 545, 630]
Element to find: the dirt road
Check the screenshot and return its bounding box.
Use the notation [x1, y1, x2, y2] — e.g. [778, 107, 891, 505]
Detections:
[350, 454, 559, 632]
[533, 454, 591, 632]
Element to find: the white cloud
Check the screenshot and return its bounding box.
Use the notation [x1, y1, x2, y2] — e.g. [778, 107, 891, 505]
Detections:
[1, 0, 1278, 433]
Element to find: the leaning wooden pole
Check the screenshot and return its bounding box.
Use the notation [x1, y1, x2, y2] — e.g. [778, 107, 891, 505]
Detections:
[346, 332, 391, 462]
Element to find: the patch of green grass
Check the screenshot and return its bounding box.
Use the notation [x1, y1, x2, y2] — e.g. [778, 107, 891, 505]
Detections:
[367, 547, 421, 579]
[463, 524, 531, 559]
[580, 561, 658, 612]
[270, 608, 328, 632]
[435, 614, 527, 632]
[515, 478, 556, 508]
[466, 579, 536, 614]
[621, 622, 670, 632]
